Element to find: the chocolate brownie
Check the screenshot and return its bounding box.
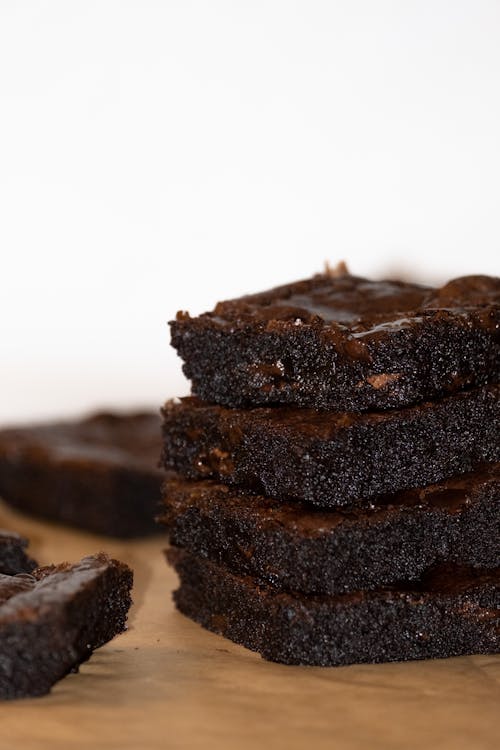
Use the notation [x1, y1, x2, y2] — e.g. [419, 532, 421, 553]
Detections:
[169, 548, 500, 666]
[0, 553, 132, 699]
[0, 411, 163, 537]
[170, 269, 500, 411]
[0, 530, 37, 575]
[159, 465, 500, 595]
[161, 385, 500, 507]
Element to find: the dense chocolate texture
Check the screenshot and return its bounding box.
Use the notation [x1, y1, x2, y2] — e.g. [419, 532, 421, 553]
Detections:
[0, 553, 132, 699]
[161, 386, 500, 507]
[170, 271, 500, 411]
[0, 530, 37, 575]
[169, 548, 500, 667]
[159, 465, 500, 595]
[0, 412, 163, 537]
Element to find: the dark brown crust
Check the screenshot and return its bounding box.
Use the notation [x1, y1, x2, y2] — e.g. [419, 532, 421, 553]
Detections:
[160, 386, 500, 507]
[0, 530, 37, 575]
[0, 553, 133, 700]
[168, 548, 500, 666]
[159, 465, 500, 595]
[0, 412, 163, 537]
[170, 272, 500, 412]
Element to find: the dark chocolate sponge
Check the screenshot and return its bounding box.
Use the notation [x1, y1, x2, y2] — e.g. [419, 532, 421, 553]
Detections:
[169, 548, 500, 667]
[161, 386, 500, 508]
[0, 411, 163, 537]
[0, 553, 132, 699]
[170, 269, 500, 412]
[0, 530, 37, 575]
[159, 464, 500, 595]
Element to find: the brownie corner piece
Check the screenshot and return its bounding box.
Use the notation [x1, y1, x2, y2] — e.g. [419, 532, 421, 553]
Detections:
[0, 552, 133, 700]
[0, 411, 163, 537]
[170, 271, 500, 411]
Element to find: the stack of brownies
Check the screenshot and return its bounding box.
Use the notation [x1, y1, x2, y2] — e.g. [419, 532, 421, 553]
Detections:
[159, 267, 500, 666]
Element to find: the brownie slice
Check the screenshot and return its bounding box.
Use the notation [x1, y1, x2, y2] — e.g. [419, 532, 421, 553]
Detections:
[159, 465, 500, 595]
[169, 548, 500, 667]
[170, 269, 500, 412]
[0, 411, 163, 537]
[161, 386, 500, 507]
[0, 530, 37, 575]
[0, 553, 132, 699]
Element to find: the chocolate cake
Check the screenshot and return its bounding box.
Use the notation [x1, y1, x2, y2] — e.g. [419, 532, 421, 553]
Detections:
[0, 553, 132, 699]
[169, 548, 500, 666]
[0, 411, 163, 537]
[170, 269, 500, 411]
[0, 530, 37, 575]
[161, 385, 500, 507]
[159, 465, 500, 595]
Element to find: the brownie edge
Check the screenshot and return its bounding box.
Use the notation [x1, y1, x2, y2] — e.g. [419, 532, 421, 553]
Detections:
[170, 271, 500, 411]
[0, 553, 133, 700]
[0, 411, 163, 537]
[168, 548, 500, 667]
[159, 465, 500, 595]
[161, 386, 500, 507]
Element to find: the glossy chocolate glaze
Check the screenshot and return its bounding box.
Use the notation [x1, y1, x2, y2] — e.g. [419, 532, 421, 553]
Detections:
[188, 272, 500, 336]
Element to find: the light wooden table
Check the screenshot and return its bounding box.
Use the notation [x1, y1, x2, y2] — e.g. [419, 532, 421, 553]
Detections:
[0, 502, 498, 750]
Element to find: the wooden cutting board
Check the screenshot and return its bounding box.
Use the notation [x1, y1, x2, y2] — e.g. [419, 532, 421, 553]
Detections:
[0, 501, 498, 750]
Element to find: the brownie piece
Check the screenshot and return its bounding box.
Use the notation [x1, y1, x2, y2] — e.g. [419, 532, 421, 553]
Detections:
[161, 385, 500, 507]
[0, 530, 37, 575]
[0, 411, 163, 537]
[169, 548, 500, 667]
[0, 553, 132, 699]
[159, 465, 500, 595]
[170, 269, 500, 411]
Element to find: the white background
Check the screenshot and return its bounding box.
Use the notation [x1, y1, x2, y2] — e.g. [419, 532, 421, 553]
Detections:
[1, 1, 499, 423]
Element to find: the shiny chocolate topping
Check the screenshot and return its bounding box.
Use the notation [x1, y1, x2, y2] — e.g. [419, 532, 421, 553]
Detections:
[213, 274, 430, 325]
[191, 271, 500, 337]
